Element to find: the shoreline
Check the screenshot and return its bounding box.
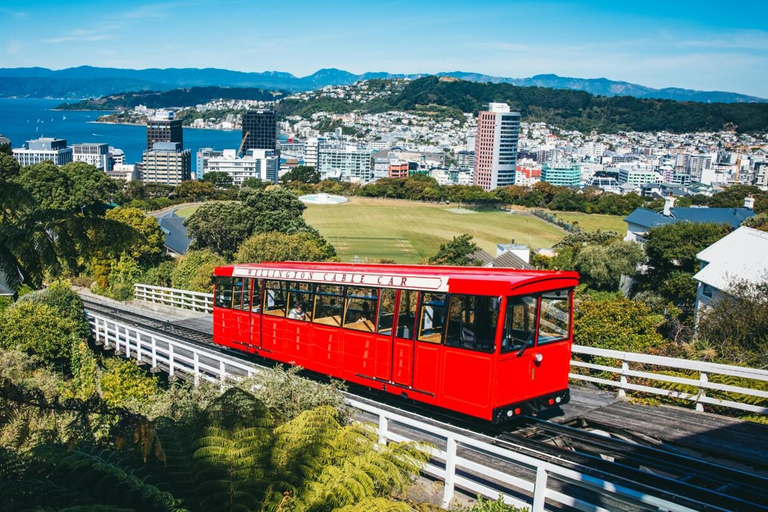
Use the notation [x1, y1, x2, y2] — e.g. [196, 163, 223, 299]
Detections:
[90, 119, 240, 131]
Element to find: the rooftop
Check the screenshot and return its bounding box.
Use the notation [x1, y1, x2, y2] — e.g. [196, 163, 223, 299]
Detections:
[694, 227, 768, 291]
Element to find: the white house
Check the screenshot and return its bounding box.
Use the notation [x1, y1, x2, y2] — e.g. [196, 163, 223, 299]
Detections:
[693, 226, 768, 320]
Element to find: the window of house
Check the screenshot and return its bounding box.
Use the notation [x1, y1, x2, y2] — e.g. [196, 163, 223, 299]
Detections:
[446, 295, 499, 352]
[418, 293, 447, 344]
[343, 287, 378, 332]
[263, 280, 287, 317]
[313, 284, 344, 327]
[538, 290, 571, 344]
[501, 296, 538, 353]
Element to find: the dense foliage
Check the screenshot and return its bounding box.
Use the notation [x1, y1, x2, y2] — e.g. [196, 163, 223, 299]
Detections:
[235, 231, 337, 264]
[365, 77, 768, 133]
[574, 296, 666, 353]
[428, 234, 481, 266]
[58, 85, 288, 110]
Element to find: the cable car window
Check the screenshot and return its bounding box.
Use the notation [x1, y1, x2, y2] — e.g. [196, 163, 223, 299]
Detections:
[418, 293, 447, 344]
[396, 290, 418, 340]
[538, 290, 571, 345]
[231, 278, 251, 311]
[446, 295, 499, 353]
[313, 284, 344, 327]
[214, 277, 235, 309]
[263, 280, 288, 317]
[377, 288, 396, 335]
[343, 286, 378, 332]
[287, 282, 313, 322]
[251, 279, 262, 313]
[501, 296, 538, 354]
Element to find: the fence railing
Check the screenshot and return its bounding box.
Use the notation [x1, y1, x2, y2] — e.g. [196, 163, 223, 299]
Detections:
[85, 309, 699, 512]
[131, 283, 768, 417]
[570, 345, 768, 415]
[133, 284, 213, 313]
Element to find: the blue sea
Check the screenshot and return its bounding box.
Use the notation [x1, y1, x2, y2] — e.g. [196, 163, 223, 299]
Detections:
[0, 98, 243, 176]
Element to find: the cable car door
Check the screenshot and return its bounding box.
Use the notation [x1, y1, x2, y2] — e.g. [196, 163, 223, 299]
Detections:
[391, 290, 418, 387]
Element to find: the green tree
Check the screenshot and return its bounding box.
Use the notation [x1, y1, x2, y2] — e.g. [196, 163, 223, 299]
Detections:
[185, 202, 255, 260]
[200, 171, 234, 188]
[696, 279, 768, 367]
[281, 165, 321, 184]
[100, 358, 160, 407]
[574, 295, 665, 352]
[234, 231, 336, 264]
[642, 222, 732, 306]
[0, 301, 80, 365]
[171, 249, 226, 292]
[573, 241, 645, 291]
[105, 207, 166, 267]
[175, 180, 216, 201]
[742, 212, 768, 232]
[242, 187, 318, 235]
[428, 234, 481, 266]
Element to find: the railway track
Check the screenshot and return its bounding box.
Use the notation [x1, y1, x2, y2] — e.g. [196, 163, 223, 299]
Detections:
[82, 296, 768, 511]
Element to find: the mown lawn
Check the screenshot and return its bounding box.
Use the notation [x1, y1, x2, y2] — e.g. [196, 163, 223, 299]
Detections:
[543, 210, 627, 233]
[174, 205, 202, 218]
[304, 198, 566, 263]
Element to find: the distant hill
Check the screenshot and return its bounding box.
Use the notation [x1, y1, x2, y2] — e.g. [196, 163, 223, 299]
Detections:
[0, 66, 764, 103]
[58, 86, 287, 110]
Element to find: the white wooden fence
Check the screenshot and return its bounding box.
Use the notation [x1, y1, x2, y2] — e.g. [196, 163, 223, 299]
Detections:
[133, 284, 213, 313]
[86, 309, 700, 512]
[131, 284, 768, 417]
[570, 345, 768, 415]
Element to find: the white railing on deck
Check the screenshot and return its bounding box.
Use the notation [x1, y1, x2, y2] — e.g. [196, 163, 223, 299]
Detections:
[570, 345, 768, 415]
[131, 283, 768, 417]
[133, 284, 213, 313]
[85, 309, 699, 512]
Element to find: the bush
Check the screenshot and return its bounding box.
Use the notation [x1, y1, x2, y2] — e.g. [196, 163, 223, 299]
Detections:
[574, 296, 666, 353]
[171, 249, 225, 292]
[18, 281, 90, 340]
[0, 301, 81, 366]
[100, 358, 160, 407]
[234, 231, 337, 264]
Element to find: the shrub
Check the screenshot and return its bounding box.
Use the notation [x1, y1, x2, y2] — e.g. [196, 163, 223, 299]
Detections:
[0, 302, 80, 365]
[171, 249, 225, 292]
[100, 358, 160, 407]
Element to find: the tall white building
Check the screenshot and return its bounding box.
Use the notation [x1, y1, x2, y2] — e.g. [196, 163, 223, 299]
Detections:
[72, 143, 111, 171]
[317, 144, 373, 182]
[204, 149, 279, 185]
[473, 103, 520, 191]
[12, 138, 73, 166]
[304, 136, 327, 169]
[141, 142, 191, 185]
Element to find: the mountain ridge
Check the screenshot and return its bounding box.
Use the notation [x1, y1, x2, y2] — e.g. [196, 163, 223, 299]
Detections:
[0, 66, 764, 104]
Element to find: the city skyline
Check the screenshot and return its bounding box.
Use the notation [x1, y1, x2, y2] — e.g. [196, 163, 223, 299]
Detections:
[1, 0, 767, 97]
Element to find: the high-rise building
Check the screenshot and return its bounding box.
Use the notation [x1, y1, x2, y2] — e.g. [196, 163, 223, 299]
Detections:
[541, 162, 582, 186]
[242, 109, 278, 152]
[12, 137, 73, 166]
[72, 143, 111, 170]
[141, 142, 191, 185]
[203, 149, 279, 185]
[473, 103, 520, 191]
[196, 148, 224, 180]
[317, 144, 373, 182]
[456, 150, 475, 171]
[146, 112, 183, 150]
[304, 136, 327, 169]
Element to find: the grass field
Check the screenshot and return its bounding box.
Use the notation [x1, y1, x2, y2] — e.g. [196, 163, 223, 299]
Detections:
[542, 210, 627, 233]
[303, 198, 565, 263]
[173, 198, 628, 263]
[174, 205, 202, 218]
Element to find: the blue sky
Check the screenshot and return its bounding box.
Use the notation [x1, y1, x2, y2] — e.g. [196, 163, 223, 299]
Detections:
[2, 0, 767, 97]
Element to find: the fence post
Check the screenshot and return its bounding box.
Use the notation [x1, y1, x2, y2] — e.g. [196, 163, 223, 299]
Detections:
[168, 344, 175, 377]
[441, 437, 458, 509]
[697, 372, 708, 412]
[219, 360, 226, 392]
[135, 332, 142, 364]
[378, 415, 388, 447]
[194, 352, 200, 386]
[619, 359, 629, 398]
[532, 467, 549, 512]
[151, 336, 157, 369]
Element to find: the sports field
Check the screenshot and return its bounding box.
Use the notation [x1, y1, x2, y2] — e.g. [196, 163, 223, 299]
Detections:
[542, 210, 627, 233]
[173, 197, 628, 263]
[303, 198, 565, 263]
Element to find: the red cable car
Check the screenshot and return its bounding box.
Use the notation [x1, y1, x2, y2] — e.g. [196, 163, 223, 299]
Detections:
[212, 262, 578, 422]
